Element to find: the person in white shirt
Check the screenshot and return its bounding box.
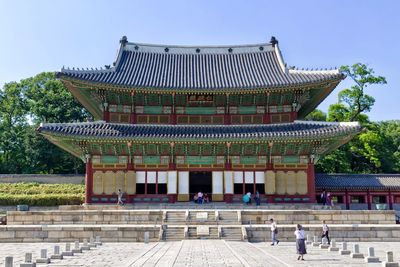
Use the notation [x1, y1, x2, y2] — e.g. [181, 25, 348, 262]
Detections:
[269, 218, 279, 245]
[117, 189, 124, 205]
[294, 224, 306, 260]
[321, 220, 330, 245]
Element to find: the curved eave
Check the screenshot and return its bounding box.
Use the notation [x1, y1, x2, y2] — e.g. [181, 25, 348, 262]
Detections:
[58, 74, 343, 95]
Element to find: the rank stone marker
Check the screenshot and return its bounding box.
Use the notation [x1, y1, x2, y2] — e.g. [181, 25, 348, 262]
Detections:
[339, 242, 351, 255]
[144, 231, 150, 244]
[62, 243, 74, 256]
[382, 251, 399, 267]
[20, 252, 35, 267]
[328, 240, 339, 252]
[5, 256, 13, 267]
[51, 245, 63, 260]
[35, 249, 50, 264]
[72, 241, 82, 253]
[365, 247, 379, 263]
[81, 239, 90, 250]
[350, 243, 364, 259]
[95, 236, 102, 246]
[312, 236, 319, 247]
[306, 235, 312, 245]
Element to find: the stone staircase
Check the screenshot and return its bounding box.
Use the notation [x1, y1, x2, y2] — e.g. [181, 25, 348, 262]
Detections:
[165, 211, 186, 224]
[218, 210, 240, 225]
[221, 227, 243, 241]
[187, 226, 219, 239]
[187, 210, 216, 224]
[164, 226, 184, 241]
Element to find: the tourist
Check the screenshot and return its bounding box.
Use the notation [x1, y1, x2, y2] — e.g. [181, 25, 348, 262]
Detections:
[193, 194, 198, 203]
[321, 220, 330, 245]
[326, 193, 332, 209]
[294, 224, 306, 260]
[197, 191, 203, 204]
[242, 194, 250, 205]
[203, 193, 209, 203]
[254, 190, 260, 206]
[246, 192, 252, 205]
[321, 190, 327, 206]
[117, 189, 124, 205]
[269, 218, 279, 245]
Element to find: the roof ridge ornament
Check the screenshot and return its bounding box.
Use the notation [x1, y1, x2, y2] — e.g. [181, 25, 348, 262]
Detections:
[120, 36, 128, 47]
[270, 36, 278, 47]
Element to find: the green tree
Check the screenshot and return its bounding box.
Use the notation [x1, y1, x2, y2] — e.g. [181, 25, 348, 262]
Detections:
[317, 63, 389, 173]
[0, 72, 87, 174]
[327, 63, 386, 122]
[304, 109, 326, 121]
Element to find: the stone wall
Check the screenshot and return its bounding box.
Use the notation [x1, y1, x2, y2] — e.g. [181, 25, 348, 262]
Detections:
[6, 209, 396, 225]
[0, 225, 159, 242]
[7, 210, 163, 225]
[241, 210, 396, 224]
[246, 224, 400, 242]
[0, 174, 84, 184]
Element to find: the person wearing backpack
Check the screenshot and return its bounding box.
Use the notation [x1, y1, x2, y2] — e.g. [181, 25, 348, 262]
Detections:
[269, 218, 279, 246]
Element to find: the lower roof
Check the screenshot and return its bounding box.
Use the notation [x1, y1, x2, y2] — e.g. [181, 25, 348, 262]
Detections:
[37, 120, 360, 142]
[316, 173, 400, 190]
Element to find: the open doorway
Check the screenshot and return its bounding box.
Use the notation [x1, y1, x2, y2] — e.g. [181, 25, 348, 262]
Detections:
[189, 171, 212, 195]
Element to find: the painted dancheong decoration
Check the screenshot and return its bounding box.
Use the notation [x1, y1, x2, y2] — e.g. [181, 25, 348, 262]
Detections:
[38, 36, 361, 204]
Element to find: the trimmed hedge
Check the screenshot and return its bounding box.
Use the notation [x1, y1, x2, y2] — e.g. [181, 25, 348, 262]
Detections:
[0, 183, 84, 206]
[0, 183, 84, 195]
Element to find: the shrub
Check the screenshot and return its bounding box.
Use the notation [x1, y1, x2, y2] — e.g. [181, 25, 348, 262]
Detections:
[0, 183, 85, 206]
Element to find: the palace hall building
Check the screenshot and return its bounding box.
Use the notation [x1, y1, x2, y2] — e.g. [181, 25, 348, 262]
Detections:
[38, 36, 362, 204]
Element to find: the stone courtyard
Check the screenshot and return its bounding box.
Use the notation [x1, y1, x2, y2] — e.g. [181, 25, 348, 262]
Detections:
[1, 240, 400, 266]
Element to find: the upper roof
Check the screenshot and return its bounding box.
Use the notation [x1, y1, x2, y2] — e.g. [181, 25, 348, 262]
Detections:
[316, 173, 400, 190]
[59, 36, 343, 91]
[38, 120, 360, 142]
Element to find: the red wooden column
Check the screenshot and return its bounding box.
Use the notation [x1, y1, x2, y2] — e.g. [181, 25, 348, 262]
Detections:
[85, 154, 93, 204]
[171, 92, 177, 125]
[103, 102, 110, 122]
[345, 189, 350, 210]
[367, 190, 372, 210]
[130, 92, 136, 124]
[388, 189, 393, 210]
[306, 162, 316, 203]
[263, 92, 270, 124]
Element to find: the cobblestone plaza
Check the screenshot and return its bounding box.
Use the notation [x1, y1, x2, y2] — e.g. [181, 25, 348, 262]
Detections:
[1, 240, 400, 266]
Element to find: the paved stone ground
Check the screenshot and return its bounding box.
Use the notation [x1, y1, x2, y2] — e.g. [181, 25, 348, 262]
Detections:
[1, 240, 400, 266]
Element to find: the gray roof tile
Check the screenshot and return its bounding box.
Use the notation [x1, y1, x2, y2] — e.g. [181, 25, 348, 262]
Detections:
[38, 121, 361, 140]
[59, 38, 343, 90]
[316, 173, 400, 190]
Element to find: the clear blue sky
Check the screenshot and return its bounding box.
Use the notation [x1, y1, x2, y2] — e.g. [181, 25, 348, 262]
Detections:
[0, 0, 399, 121]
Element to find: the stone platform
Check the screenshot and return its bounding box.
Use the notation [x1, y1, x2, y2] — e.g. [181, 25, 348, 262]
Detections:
[0, 207, 399, 242]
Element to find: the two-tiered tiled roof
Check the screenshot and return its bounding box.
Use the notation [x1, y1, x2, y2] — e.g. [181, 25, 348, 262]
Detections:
[316, 174, 400, 190]
[59, 36, 343, 90]
[38, 121, 361, 141]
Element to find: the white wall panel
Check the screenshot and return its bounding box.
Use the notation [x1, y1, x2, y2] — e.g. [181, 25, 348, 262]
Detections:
[255, 171, 265, 184]
[136, 171, 146, 183]
[212, 171, 223, 194]
[178, 171, 189, 194]
[147, 171, 156, 183]
[224, 171, 233, 194]
[158, 172, 167, 184]
[245, 172, 254, 183]
[167, 171, 177, 194]
[234, 172, 243, 183]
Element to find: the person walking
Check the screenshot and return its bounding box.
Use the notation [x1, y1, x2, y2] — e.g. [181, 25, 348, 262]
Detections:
[321, 220, 330, 245]
[117, 189, 124, 205]
[269, 218, 279, 246]
[294, 224, 306, 260]
[321, 190, 327, 206]
[255, 190, 261, 206]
